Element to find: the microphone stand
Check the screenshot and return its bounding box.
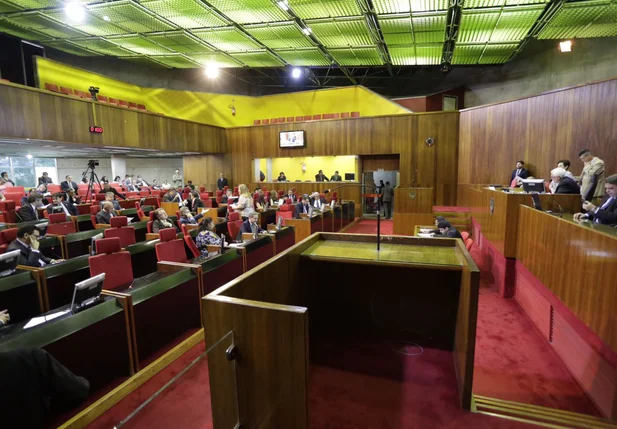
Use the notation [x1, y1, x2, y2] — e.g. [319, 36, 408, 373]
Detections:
[324, 183, 381, 252]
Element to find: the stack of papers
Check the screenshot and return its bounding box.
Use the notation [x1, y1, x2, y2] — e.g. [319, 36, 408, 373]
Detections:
[24, 309, 71, 329]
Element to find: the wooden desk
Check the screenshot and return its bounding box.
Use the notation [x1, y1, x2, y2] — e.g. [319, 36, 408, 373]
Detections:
[160, 201, 179, 217]
[203, 233, 479, 427]
[284, 214, 323, 243]
[414, 225, 436, 236]
[393, 187, 434, 235]
[0, 270, 42, 323]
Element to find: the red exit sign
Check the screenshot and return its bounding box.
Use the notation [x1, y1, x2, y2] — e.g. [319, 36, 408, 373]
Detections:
[89, 126, 104, 134]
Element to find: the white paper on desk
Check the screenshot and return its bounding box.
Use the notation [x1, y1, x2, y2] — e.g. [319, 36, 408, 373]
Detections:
[23, 310, 71, 330]
[418, 233, 434, 238]
[227, 243, 243, 248]
[46, 310, 70, 321]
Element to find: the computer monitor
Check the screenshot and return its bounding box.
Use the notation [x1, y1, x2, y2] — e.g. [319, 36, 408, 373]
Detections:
[90, 233, 103, 256]
[522, 179, 545, 194]
[50, 205, 64, 213]
[344, 173, 355, 181]
[276, 216, 283, 230]
[0, 250, 20, 277]
[220, 233, 226, 254]
[531, 194, 542, 211]
[71, 273, 105, 314]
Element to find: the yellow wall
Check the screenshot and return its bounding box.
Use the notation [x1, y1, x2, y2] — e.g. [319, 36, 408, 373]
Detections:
[36, 58, 410, 128]
[267, 155, 357, 182]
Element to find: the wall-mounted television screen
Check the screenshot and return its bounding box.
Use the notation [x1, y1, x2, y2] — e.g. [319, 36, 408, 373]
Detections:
[279, 130, 305, 148]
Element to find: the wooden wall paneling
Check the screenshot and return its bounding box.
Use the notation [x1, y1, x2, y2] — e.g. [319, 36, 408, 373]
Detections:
[459, 78, 617, 186]
[393, 187, 434, 235]
[184, 154, 231, 191]
[361, 155, 400, 172]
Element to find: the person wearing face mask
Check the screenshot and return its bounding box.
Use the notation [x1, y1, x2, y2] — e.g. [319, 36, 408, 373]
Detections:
[17, 195, 44, 222]
[152, 208, 180, 233]
[7, 225, 63, 266]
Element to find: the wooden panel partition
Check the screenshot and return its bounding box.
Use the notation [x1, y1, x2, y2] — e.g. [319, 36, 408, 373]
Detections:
[393, 187, 434, 235]
[459, 77, 617, 186]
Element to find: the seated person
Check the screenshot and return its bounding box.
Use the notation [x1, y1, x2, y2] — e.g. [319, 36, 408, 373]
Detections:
[36, 183, 49, 196]
[179, 206, 203, 225]
[0, 348, 89, 428]
[238, 213, 264, 240]
[425, 216, 445, 235]
[296, 196, 312, 218]
[161, 179, 171, 190]
[152, 208, 180, 233]
[276, 172, 287, 182]
[96, 201, 116, 225]
[286, 189, 297, 203]
[162, 189, 181, 203]
[309, 191, 327, 209]
[65, 188, 81, 206]
[330, 171, 342, 181]
[38, 172, 53, 185]
[47, 192, 78, 216]
[20, 189, 40, 207]
[437, 220, 463, 240]
[99, 192, 121, 211]
[195, 217, 222, 257]
[135, 175, 148, 188]
[574, 174, 617, 225]
[268, 191, 280, 206]
[185, 180, 195, 191]
[221, 189, 235, 204]
[99, 182, 126, 200]
[254, 189, 266, 211]
[151, 179, 161, 190]
[551, 168, 580, 194]
[8, 225, 63, 266]
[17, 195, 44, 222]
[186, 191, 204, 212]
[0, 309, 10, 327]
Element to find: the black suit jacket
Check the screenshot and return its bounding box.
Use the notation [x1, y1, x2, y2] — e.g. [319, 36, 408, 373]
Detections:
[310, 197, 327, 208]
[60, 181, 78, 192]
[315, 174, 329, 182]
[330, 175, 342, 181]
[0, 348, 89, 428]
[47, 202, 78, 216]
[187, 198, 205, 212]
[510, 168, 529, 182]
[38, 177, 53, 185]
[588, 195, 617, 225]
[7, 239, 52, 267]
[238, 220, 263, 240]
[555, 177, 580, 195]
[217, 178, 228, 190]
[96, 210, 113, 225]
[99, 187, 126, 200]
[17, 204, 40, 222]
[295, 202, 311, 218]
[445, 228, 463, 240]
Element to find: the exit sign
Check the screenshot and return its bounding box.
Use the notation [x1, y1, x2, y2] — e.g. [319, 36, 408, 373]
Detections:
[89, 126, 103, 134]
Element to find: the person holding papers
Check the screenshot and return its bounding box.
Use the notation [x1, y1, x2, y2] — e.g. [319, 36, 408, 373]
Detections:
[0, 309, 10, 327]
[296, 196, 312, 218]
[47, 193, 78, 216]
[574, 174, 617, 225]
[7, 225, 62, 267]
[239, 213, 264, 241]
[310, 192, 326, 209]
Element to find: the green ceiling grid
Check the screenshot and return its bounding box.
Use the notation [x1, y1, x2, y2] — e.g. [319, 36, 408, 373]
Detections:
[287, 0, 362, 19]
[451, 43, 485, 64]
[6, 12, 88, 38]
[411, 13, 446, 43]
[87, 1, 175, 33]
[3, 0, 58, 9]
[489, 7, 544, 41]
[479, 43, 518, 63]
[149, 54, 199, 67]
[458, 10, 501, 43]
[0, 0, 23, 13]
[44, 40, 102, 56]
[71, 37, 136, 56]
[388, 44, 417, 64]
[147, 31, 213, 53]
[0, 18, 48, 39]
[107, 34, 174, 55]
[205, 0, 290, 24]
[192, 27, 263, 51]
[373, 0, 449, 14]
[124, 55, 170, 68]
[328, 46, 383, 65]
[414, 43, 442, 64]
[140, 0, 229, 29]
[379, 16, 415, 44]
[244, 21, 314, 49]
[463, 0, 547, 8]
[538, 0, 617, 39]
[187, 52, 243, 67]
[306, 17, 374, 47]
[228, 50, 286, 66]
[273, 47, 330, 65]
[45, 11, 132, 36]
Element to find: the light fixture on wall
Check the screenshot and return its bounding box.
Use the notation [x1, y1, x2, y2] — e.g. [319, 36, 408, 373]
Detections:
[228, 101, 236, 116]
[559, 40, 572, 52]
[291, 68, 301, 79]
[300, 162, 307, 173]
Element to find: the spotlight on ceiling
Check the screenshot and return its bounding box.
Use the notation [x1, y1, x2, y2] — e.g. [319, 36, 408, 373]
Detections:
[65, 2, 86, 22]
[277, 0, 289, 10]
[204, 64, 220, 79]
[103, 15, 110, 21]
[291, 68, 302, 79]
[559, 40, 572, 52]
[302, 27, 312, 36]
[26, 153, 33, 159]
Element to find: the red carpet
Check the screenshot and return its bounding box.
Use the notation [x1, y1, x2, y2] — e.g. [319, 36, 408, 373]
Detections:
[434, 206, 470, 213]
[344, 219, 393, 235]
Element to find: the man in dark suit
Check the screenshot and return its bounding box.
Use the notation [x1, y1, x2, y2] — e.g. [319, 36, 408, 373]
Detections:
[315, 170, 329, 182]
[309, 192, 327, 209]
[99, 182, 126, 200]
[551, 168, 580, 195]
[38, 172, 53, 186]
[296, 196, 312, 218]
[99, 192, 121, 211]
[437, 220, 463, 240]
[510, 161, 529, 183]
[163, 189, 181, 203]
[7, 225, 57, 267]
[0, 348, 90, 428]
[238, 213, 264, 240]
[17, 195, 44, 222]
[47, 193, 78, 216]
[574, 174, 617, 225]
[330, 171, 342, 181]
[60, 175, 78, 193]
[186, 191, 205, 212]
[382, 181, 394, 219]
[217, 173, 229, 190]
[96, 201, 115, 225]
[66, 189, 81, 206]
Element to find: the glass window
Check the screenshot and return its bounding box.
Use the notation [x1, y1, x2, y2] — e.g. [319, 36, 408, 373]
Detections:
[34, 158, 56, 167]
[0, 157, 10, 169]
[13, 168, 36, 187]
[11, 156, 33, 168]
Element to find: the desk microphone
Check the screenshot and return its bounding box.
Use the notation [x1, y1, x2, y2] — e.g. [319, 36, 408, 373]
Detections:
[552, 200, 563, 217]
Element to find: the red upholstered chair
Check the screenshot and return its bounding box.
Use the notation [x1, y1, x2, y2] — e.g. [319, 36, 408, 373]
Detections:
[200, 192, 209, 200]
[465, 238, 474, 251]
[89, 237, 133, 291]
[216, 195, 223, 205]
[155, 228, 187, 263]
[139, 191, 150, 197]
[184, 234, 200, 258]
[341, 112, 350, 118]
[262, 119, 269, 125]
[277, 205, 294, 221]
[95, 193, 105, 202]
[0, 228, 17, 254]
[45, 83, 61, 93]
[46, 213, 76, 235]
[4, 192, 23, 206]
[60, 86, 73, 96]
[228, 220, 242, 242]
[461, 231, 470, 242]
[287, 117, 294, 122]
[313, 115, 322, 120]
[233, 187, 238, 194]
[137, 104, 146, 111]
[223, 186, 229, 192]
[90, 205, 101, 216]
[303, 116, 311, 121]
[228, 212, 240, 222]
[215, 190, 223, 197]
[278, 190, 284, 197]
[0, 201, 17, 223]
[126, 192, 139, 199]
[351, 111, 360, 117]
[284, 198, 292, 205]
[104, 216, 136, 247]
[47, 184, 61, 193]
[147, 221, 154, 234]
[118, 100, 129, 108]
[253, 120, 261, 126]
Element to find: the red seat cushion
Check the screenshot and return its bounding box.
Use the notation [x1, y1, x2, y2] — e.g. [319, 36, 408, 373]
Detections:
[0, 228, 17, 244]
[110, 216, 128, 227]
[47, 222, 77, 235]
[48, 213, 67, 224]
[104, 226, 136, 247]
[89, 237, 133, 291]
[228, 220, 242, 241]
[228, 212, 240, 221]
[159, 227, 177, 242]
[156, 239, 188, 263]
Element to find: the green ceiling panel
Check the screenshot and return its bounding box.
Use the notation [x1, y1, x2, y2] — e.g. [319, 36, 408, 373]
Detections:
[0, 18, 47, 40]
[6, 13, 88, 39]
[124, 56, 170, 68]
[107, 35, 174, 55]
[45, 11, 132, 36]
[192, 27, 263, 51]
[150, 54, 198, 68]
[329, 46, 383, 65]
[464, 0, 548, 8]
[539, 0, 617, 39]
[140, 0, 228, 28]
[287, 0, 363, 19]
[274, 47, 330, 65]
[478, 43, 518, 63]
[187, 52, 243, 67]
[0, 0, 23, 13]
[412, 13, 446, 43]
[490, 7, 544, 41]
[72, 37, 136, 56]
[229, 50, 286, 66]
[389, 45, 417, 65]
[379, 16, 415, 45]
[206, 0, 290, 23]
[87, 1, 175, 33]
[244, 21, 314, 49]
[44, 40, 102, 56]
[307, 18, 374, 47]
[147, 32, 213, 53]
[373, 0, 449, 14]
[458, 11, 501, 43]
[451, 44, 484, 64]
[415, 44, 442, 64]
[3, 0, 57, 9]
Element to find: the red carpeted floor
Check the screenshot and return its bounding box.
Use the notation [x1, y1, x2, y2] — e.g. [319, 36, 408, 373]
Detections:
[344, 219, 393, 235]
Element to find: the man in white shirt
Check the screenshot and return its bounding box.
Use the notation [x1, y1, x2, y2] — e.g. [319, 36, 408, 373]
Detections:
[310, 192, 326, 209]
[47, 193, 78, 216]
[574, 174, 617, 225]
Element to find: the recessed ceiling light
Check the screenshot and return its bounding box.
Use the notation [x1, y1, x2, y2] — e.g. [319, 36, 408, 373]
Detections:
[559, 40, 572, 52]
[65, 2, 86, 22]
[26, 153, 33, 159]
[277, 0, 289, 10]
[204, 63, 219, 79]
[291, 67, 301, 79]
[302, 27, 312, 35]
[102, 15, 110, 21]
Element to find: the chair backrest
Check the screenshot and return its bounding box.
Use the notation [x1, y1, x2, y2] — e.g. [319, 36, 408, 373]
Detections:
[0, 228, 17, 245]
[228, 212, 240, 221]
[110, 216, 128, 227]
[139, 191, 150, 197]
[278, 190, 284, 197]
[147, 220, 153, 234]
[47, 221, 77, 235]
[215, 190, 223, 196]
[200, 192, 209, 200]
[105, 217, 135, 247]
[47, 184, 61, 193]
[89, 237, 134, 291]
[0, 200, 16, 211]
[45, 83, 60, 92]
[4, 192, 23, 205]
[60, 86, 73, 95]
[155, 228, 187, 263]
[128, 102, 138, 109]
[90, 205, 101, 215]
[228, 220, 242, 241]
[48, 213, 67, 224]
[184, 234, 200, 258]
[216, 196, 223, 204]
[118, 100, 129, 108]
[465, 238, 474, 251]
[461, 231, 470, 242]
[137, 208, 146, 219]
[284, 198, 292, 205]
[98, 95, 109, 103]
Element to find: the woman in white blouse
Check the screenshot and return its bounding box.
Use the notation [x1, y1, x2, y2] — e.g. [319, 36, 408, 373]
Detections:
[231, 184, 254, 219]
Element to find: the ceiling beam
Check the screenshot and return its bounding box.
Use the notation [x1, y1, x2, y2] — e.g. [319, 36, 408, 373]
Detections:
[357, 0, 394, 75]
[441, 0, 464, 70]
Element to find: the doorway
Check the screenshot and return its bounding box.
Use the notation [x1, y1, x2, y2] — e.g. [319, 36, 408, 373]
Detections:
[362, 170, 398, 216]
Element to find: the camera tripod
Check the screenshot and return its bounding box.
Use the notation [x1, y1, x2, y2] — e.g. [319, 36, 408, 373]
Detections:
[82, 164, 102, 202]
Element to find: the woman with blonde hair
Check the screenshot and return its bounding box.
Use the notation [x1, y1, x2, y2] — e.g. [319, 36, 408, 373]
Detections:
[231, 184, 254, 219]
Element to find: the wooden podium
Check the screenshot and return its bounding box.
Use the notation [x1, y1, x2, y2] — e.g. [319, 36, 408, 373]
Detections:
[393, 187, 434, 235]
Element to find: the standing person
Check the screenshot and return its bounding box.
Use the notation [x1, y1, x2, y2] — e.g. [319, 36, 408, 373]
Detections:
[38, 172, 53, 186]
[1, 171, 15, 186]
[578, 149, 605, 201]
[231, 184, 254, 219]
[60, 175, 78, 193]
[172, 169, 183, 188]
[382, 181, 394, 219]
[217, 173, 228, 190]
[330, 171, 342, 181]
[510, 161, 529, 184]
[186, 191, 204, 212]
[315, 170, 329, 182]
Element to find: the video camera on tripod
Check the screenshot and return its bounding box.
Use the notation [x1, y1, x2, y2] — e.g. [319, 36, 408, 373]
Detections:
[88, 86, 99, 101]
[87, 159, 99, 169]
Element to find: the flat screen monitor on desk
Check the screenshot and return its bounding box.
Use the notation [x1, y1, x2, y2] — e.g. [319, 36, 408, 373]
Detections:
[0, 250, 20, 277]
[522, 179, 545, 194]
[276, 216, 283, 230]
[344, 173, 355, 181]
[71, 273, 105, 313]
